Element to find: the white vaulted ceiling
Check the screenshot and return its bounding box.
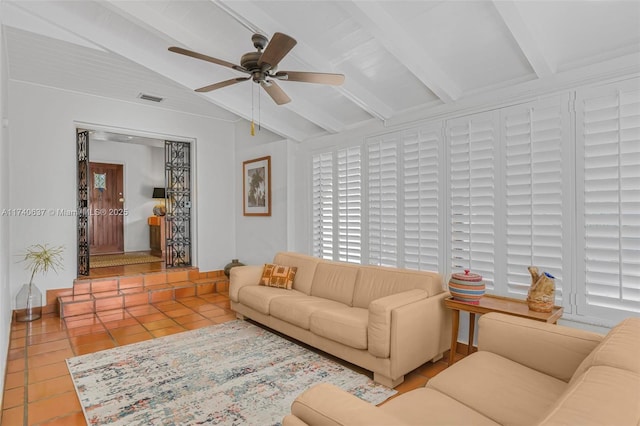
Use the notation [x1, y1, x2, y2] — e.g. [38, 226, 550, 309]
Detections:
[2, 1, 639, 141]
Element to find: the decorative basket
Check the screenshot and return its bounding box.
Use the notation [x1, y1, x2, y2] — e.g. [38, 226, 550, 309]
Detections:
[448, 269, 485, 304]
[527, 270, 556, 313]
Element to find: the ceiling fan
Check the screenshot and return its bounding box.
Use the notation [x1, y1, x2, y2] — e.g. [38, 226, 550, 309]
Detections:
[168, 32, 345, 105]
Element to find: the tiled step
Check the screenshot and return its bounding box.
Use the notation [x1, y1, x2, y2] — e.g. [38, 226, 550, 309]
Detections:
[58, 268, 230, 319]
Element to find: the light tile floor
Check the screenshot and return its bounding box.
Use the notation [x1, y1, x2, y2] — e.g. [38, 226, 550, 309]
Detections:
[2, 291, 455, 425]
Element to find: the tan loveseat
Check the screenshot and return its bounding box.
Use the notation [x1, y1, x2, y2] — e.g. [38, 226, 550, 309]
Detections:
[284, 312, 640, 425]
[229, 252, 451, 387]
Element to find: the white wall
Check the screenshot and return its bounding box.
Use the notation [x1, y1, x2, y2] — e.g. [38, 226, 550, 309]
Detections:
[0, 21, 11, 406]
[234, 120, 292, 265]
[89, 140, 164, 252]
[7, 80, 237, 302]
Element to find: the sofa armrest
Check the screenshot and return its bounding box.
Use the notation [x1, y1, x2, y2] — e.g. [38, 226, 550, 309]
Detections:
[478, 313, 604, 382]
[288, 383, 403, 426]
[368, 289, 428, 358]
[229, 265, 264, 302]
[389, 291, 451, 379]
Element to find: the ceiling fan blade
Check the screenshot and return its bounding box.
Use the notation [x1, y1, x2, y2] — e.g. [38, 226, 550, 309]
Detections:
[195, 77, 250, 93]
[168, 46, 247, 73]
[257, 33, 297, 69]
[274, 71, 345, 86]
[260, 81, 291, 105]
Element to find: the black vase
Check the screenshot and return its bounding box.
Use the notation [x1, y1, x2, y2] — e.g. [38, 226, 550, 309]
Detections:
[224, 259, 245, 278]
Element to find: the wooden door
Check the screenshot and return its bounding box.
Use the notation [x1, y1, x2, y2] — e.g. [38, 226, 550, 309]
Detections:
[89, 162, 124, 254]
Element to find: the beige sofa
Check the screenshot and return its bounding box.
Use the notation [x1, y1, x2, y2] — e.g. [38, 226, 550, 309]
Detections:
[284, 312, 640, 425]
[229, 252, 451, 387]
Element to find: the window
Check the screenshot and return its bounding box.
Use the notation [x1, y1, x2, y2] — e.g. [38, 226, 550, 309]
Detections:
[576, 79, 640, 321]
[502, 97, 569, 305]
[314, 124, 442, 271]
[309, 77, 640, 325]
[366, 126, 443, 270]
[447, 111, 498, 290]
[368, 135, 398, 267]
[403, 126, 441, 272]
[337, 147, 361, 263]
[311, 152, 333, 260]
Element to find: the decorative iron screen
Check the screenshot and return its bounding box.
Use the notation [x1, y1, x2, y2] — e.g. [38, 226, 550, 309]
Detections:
[77, 130, 90, 276]
[165, 140, 192, 267]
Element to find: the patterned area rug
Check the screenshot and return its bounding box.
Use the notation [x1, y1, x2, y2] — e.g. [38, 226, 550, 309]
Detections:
[90, 253, 163, 268]
[67, 321, 396, 425]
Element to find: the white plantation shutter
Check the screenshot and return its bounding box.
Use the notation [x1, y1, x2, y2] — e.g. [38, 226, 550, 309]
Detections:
[368, 135, 398, 267]
[311, 152, 333, 260]
[576, 79, 640, 319]
[403, 126, 441, 271]
[502, 98, 569, 304]
[448, 112, 498, 290]
[308, 77, 636, 326]
[337, 146, 362, 263]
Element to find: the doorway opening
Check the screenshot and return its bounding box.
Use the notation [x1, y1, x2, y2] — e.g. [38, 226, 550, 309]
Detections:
[76, 127, 195, 277]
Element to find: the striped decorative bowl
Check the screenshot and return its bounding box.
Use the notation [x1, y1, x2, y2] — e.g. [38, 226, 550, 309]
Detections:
[448, 269, 485, 304]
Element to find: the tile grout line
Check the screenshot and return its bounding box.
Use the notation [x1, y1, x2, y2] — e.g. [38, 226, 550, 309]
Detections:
[22, 320, 29, 426]
[30, 314, 81, 425]
[102, 306, 140, 348]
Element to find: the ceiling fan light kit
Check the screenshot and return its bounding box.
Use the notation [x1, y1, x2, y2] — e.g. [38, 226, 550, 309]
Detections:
[168, 32, 345, 107]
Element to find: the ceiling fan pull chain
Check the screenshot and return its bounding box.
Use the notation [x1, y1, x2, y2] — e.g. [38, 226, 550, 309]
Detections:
[258, 84, 261, 132]
[251, 83, 255, 136]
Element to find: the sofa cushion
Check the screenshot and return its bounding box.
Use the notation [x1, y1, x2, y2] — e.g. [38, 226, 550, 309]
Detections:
[260, 263, 297, 289]
[310, 307, 369, 350]
[273, 252, 322, 295]
[310, 262, 359, 306]
[478, 313, 603, 382]
[270, 296, 347, 330]
[570, 316, 640, 385]
[380, 387, 500, 426]
[427, 351, 567, 425]
[539, 366, 640, 426]
[238, 286, 305, 315]
[352, 266, 442, 309]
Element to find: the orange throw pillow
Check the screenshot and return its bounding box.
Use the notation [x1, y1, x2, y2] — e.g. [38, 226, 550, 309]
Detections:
[260, 264, 297, 290]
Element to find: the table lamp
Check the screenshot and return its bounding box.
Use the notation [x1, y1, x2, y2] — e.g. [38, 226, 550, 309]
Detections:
[152, 187, 166, 216]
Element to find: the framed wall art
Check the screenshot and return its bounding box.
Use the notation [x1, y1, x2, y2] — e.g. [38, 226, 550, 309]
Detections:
[243, 156, 271, 216]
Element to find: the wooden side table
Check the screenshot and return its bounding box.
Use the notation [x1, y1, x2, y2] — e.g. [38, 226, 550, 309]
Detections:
[445, 294, 563, 365]
[148, 216, 165, 258]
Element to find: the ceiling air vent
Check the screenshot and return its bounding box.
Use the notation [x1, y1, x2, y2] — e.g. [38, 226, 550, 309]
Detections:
[138, 93, 164, 103]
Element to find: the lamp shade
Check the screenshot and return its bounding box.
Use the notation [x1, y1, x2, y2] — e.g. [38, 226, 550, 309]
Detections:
[152, 187, 166, 199]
